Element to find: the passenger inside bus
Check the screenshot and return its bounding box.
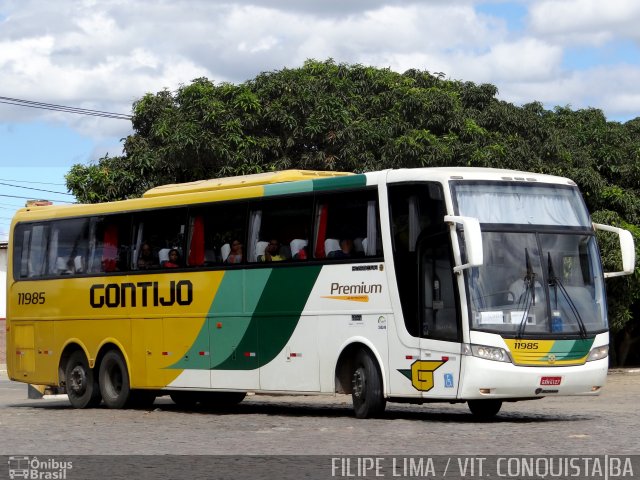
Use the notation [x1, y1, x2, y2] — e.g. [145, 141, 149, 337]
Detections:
[225, 239, 244, 264]
[137, 242, 158, 270]
[260, 239, 286, 262]
[329, 238, 354, 258]
[162, 249, 182, 268]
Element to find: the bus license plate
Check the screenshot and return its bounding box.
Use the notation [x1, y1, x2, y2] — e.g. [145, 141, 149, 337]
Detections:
[540, 376, 562, 386]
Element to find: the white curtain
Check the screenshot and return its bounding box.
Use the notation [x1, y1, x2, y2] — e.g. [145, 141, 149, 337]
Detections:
[132, 223, 144, 270]
[47, 228, 59, 275]
[366, 201, 377, 256]
[87, 220, 97, 272]
[456, 189, 586, 226]
[29, 225, 48, 277]
[247, 209, 262, 262]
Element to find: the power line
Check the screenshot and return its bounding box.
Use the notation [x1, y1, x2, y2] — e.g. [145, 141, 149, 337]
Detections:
[0, 181, 73, 196]
[0, 193, 75, 204]
[0, 95, 132, 120]
[0, 177, 66, 186]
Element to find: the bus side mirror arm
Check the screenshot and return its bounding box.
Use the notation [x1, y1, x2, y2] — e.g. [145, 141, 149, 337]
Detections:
[593, 223, 636, 278]
[444, 215, 484, 273]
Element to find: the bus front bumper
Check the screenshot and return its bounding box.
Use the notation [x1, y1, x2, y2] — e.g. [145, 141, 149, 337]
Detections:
[458, 356, 608, 400]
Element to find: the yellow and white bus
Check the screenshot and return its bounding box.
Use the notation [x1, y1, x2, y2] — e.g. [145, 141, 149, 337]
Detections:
[6, 168, 635, 418]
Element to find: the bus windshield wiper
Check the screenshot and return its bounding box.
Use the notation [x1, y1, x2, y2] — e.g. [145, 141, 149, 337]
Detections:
[547, 253, 587, 338]
[516, 249, 535, 339]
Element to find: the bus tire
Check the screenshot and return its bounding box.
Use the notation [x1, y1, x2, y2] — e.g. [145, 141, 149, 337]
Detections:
[65, 350, 102, 408]
[99, 350, 131, 409]
[468, 399, 502, 419]
[351, 350, 386, 419]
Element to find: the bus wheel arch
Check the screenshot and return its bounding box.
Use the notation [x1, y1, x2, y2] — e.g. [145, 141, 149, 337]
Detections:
[335, 342, 387, 418]
[60, 343, 101, 408]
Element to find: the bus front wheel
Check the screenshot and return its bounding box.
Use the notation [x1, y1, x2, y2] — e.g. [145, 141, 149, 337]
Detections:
[351, 350, 386, 419]
[467, 399, 502, 419]
[99, 350, 131, 409]
[65, 350, 101, 408]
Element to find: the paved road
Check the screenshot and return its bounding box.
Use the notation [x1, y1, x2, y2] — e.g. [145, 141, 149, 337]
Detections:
[1, 370, 639, 457]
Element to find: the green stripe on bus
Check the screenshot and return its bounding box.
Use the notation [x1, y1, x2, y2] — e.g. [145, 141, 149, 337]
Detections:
[168, 269, 272, 370]
[207, 269, 271, 368]
[213, 265, 322, 370]
[264, 180, 314, 196]
[559, 338, 594, 360]
[312, 174, 367, 191]
[543, 338, 594, 361]
[170, 266, 322, 371]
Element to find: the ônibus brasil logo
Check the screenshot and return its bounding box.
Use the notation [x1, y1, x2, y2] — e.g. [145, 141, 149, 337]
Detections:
[8, 456, 72, 479]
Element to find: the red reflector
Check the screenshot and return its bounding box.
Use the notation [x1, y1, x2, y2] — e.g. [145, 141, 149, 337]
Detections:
[216, 322, 222, 328]
[162, 352, 170, 356]
[198, 351, 209, 356]
[405, 355, 414, 360]
[442, 356, 449, 361]
[540, 376, 562, 386]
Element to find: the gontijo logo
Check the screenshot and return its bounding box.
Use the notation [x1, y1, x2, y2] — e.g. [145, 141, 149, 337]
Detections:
[90, 280, 193, 308]
[397, 360, 447, 391]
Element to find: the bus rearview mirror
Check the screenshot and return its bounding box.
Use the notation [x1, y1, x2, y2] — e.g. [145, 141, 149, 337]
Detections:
[444, 215, 484, 273]
[593, 223, 636, 278]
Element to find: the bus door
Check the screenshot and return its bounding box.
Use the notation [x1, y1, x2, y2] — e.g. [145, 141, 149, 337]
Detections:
[388, 182, 461, 398]
[417, 231, 462, 398]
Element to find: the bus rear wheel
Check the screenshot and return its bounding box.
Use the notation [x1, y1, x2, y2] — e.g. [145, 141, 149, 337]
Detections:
[99, 350, 131, 409]
[468, 399, 502, 419]
[351, 350, 386, 419]
[65, 350, 101, 408]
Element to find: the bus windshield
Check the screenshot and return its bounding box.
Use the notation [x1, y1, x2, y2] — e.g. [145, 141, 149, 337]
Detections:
[452, 182, 605, 336]
[464, 232, 606, 335]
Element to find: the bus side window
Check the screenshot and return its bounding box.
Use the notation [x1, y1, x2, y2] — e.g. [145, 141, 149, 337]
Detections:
[313, 190, 381, 260]
[45, 218, 90, 276]
[13, 224, 46, 280]
[190, 201, 248, 266]
[132, 208, 187, 269]
[89, 215, 132, 273]
[248, 196, 312, 264]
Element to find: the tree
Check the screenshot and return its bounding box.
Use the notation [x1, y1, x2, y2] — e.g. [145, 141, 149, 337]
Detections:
[66, 59, 639, 346]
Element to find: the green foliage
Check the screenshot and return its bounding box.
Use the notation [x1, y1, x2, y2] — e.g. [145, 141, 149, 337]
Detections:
[66, 59, 640, 334]
[592, 210, 640, 331]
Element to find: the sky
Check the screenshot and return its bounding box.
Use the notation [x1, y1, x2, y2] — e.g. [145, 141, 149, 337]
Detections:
[1, 0, 640, 242]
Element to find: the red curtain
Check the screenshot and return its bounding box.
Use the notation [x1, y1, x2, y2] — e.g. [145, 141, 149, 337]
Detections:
[188, 216, 205, 266]
[102, 224, 118, 272]
[314, 204, 328, 258]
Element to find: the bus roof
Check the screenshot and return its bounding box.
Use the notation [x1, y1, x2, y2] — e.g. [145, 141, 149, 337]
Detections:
[10, 167, 579, 225]
[143, 170, 352, 198]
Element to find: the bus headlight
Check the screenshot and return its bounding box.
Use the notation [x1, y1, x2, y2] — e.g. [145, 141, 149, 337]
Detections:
[586, 345, 608, 362]
[464, 344, 512, 363]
